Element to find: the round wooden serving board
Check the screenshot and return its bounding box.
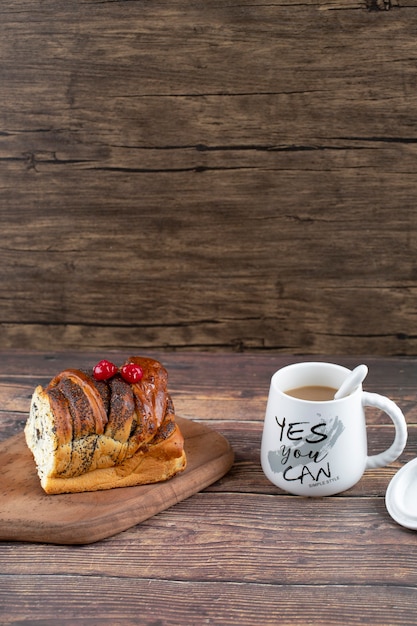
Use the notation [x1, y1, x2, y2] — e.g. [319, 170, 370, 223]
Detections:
[0, 417, 234, 545]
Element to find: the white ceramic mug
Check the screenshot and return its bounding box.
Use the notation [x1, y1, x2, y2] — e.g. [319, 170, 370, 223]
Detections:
[260, 362, 408, 496]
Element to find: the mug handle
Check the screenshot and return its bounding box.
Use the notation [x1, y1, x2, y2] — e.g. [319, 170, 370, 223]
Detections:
[362, 392, 408, 469]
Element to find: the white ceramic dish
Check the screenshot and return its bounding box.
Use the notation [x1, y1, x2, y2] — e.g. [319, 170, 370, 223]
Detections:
[386, 458, 417, 530]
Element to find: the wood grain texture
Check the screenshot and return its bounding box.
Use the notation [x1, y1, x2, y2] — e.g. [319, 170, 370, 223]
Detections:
[0, 418, 233, 544]
[1, 350, 417, 625]
[1, 1, 417, 356]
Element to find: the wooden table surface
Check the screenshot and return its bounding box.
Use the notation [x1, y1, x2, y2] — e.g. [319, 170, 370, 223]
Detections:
[1, 350, 417, 625]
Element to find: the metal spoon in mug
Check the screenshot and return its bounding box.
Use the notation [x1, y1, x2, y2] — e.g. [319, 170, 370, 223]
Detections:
[334, 364, 368, 400]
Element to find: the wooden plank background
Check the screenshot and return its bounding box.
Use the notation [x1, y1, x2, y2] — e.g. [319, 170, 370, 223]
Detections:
[1, 0, 417, 355]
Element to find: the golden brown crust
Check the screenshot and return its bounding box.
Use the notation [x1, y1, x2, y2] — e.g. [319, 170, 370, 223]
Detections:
[40, 422, 186, 495]
[24, 356, 187, 494]
[48, 369, 109, 437]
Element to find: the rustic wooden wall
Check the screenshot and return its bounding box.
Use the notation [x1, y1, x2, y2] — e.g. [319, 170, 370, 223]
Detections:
[1, 0, 417, 355]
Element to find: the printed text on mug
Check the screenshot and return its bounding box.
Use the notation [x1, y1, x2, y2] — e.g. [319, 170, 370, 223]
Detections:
[267, 414, 345, 486]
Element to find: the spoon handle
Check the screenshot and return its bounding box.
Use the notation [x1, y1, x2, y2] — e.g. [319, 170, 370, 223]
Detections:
[334, 364, 368, 400]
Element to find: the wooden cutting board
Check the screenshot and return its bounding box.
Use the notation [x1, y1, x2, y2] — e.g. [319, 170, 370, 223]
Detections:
[0, 417, 234, 545]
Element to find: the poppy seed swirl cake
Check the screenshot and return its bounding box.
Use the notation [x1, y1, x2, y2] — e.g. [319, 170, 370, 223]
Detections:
[24, 356, 186, 494]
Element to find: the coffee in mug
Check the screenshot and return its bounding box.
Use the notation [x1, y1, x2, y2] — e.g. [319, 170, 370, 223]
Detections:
[261, 362, 408, 496]
[284, 385, 337, 401]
